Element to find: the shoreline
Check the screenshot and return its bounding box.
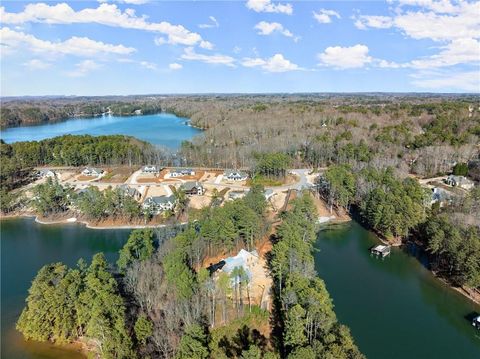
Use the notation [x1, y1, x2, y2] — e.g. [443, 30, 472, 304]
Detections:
[1, 212, 185, 230]
[3, 210, 479, 306]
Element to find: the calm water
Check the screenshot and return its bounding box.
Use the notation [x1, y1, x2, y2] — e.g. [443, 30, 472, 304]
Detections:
[315, 222, 480, 359]
[0, 113, 201, 148]
[0, 218, 130, 359]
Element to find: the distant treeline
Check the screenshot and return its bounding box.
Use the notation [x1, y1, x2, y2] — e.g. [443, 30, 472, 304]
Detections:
[0, 135, 163, 191]
[0, 99, 163, 127]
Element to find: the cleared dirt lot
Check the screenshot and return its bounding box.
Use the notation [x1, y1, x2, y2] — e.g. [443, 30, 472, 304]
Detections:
[98, 167, 136, 183]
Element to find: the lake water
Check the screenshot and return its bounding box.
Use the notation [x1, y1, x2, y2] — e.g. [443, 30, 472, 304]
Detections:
[1, 218, 130, 359]
[0, 113, 201, 149]
[3, 219, 479, 358]
[314, 222, 480, 359]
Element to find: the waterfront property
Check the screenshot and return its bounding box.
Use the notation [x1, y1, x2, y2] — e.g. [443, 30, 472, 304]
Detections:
[142, 165, 161, 174]
[224, 170, 248, 181]
[118, 184, 142, 201]
[82, 167, 104, 177]
[181, 181, 205, 196]
[142, 195, 176, 214]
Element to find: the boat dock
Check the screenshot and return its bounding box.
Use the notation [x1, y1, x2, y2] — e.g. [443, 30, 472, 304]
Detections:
[371, 244, 391, 258]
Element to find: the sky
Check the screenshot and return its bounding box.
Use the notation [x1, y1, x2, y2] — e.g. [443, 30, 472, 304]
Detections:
[0, 0, 479, 95]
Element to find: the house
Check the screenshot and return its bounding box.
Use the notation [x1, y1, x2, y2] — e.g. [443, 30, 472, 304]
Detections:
[430, 187, 452, 207]
[82, 167, 104, 177]
[142, 165, 160, 174]
[170, 168, 195, 177]
[228, 190, 248, 201]
[37, 169, 56, 178]
[221, 249, 260, 285]
[118, 184, 141, 200]
[444, 175, 474, 190]
[224, 170, 248, 181]
[142, 195, 176, 214]
[181, 181, 205, 196]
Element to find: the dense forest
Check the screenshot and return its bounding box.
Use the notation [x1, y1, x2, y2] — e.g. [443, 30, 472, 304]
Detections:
[3, 95, 479, 179]
[17, 190, 363, 358]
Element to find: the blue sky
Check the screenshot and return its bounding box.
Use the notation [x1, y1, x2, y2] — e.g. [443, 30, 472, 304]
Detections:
[1, 0, 479, 95]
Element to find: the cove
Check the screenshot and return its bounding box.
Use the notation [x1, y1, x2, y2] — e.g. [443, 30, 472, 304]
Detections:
[0, 218, 130, 359]
[0, 113, 201, 149]
[314, 221, 480, 359]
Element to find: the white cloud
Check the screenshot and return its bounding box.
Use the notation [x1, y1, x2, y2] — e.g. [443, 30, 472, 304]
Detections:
[246, 0, 293, 15]
[139, 61, 157, 70]
[318, 44, 372, 69]
[199, 16, 219, 29]
[254, 21, 298, 41]
[180, 47, 235, 66]
[0, 27, 136, 57]
[355, 1, 480, 41]
[98, 0, 150, 4]
[0, 3, 210, 47]
[169, 62, 182, 70]
[393, 0, 460, 14]
[411, 69, 480, 92]
[409, 38, 480, 68]
[22, 59, 51, 70]
[313, 9, 341, 24]
[200, 40, 214, 50]
[233, 46, 242, 54]
[241, 53, 301, 72]
[354, 15, 393, 30]
[66, 60, 101, 77]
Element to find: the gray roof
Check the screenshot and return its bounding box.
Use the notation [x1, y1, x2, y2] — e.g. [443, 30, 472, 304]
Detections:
[182, 181, 202, 191]
[147, 195, 176, 204]
[119, 184, 139, 196]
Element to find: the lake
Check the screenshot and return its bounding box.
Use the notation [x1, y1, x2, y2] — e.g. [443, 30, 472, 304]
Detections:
[0, 113, 201, 149]
[1, 218, 130, 359]
[2, 219, 479, 358]
[315, 222, 480, 359]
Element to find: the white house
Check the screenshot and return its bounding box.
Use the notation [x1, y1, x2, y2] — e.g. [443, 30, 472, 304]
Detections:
[170, 168, 195, 177]
[37, 169, 56, 178]
[224, 170, 248, 181]
[444, 175, 474, 190]
[142, 195, 176, 214]
[221, 249, 259, 286]
[228, 190, 248, 201]
[142, 165, 160, 174]
[82, 167, 104, 177]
